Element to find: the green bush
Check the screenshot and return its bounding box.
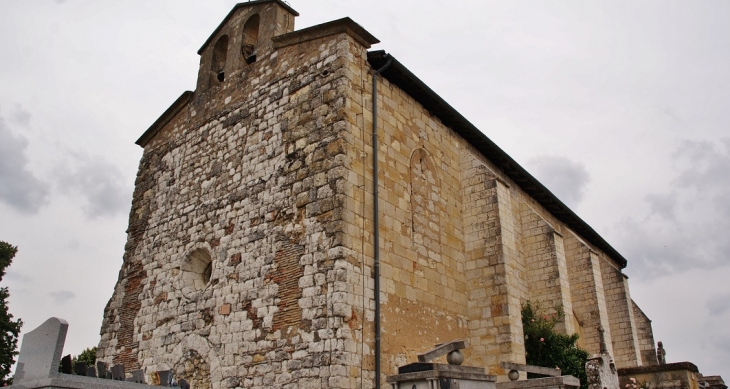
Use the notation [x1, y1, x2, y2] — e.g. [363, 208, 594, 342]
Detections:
[522, 301, 588, 389]
[72, 347, 97, 368]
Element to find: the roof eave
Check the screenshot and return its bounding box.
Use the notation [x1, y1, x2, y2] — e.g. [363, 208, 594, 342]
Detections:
[136, 91, 193, 147]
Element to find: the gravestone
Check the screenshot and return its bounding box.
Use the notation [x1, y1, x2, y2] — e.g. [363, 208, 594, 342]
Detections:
[73, 362, 87, 376]
[60, 355, 73, 374]
[111, 364, 126, 381]
[96, 360, 109, 379]
[12, 317, 68, 384]
[157, 370, 174, 387]
[8, 317, 152, 389]
[128, 369, 145, 384]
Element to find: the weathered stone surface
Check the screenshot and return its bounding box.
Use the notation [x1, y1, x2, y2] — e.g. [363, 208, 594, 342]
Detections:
[586, 354, 619, 389]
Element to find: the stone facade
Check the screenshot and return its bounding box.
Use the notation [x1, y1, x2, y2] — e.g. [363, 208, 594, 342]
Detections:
[98, 1, 659, 388]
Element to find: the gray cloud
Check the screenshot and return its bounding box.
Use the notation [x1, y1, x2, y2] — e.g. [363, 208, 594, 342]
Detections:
[10, 104, 31, 127]
[67, 239, 80, 250]
[674, 139, 730, 193]
[526, 156, 590, 209]
[0, 111, 50, 213]
[645, 192, 677, 221]
[5, 270, 31, 283]
[706, 292, 730, 316]
[54, 152, 131, 219]
[50, 290, 76, 304]
[618, 138, 730, 279]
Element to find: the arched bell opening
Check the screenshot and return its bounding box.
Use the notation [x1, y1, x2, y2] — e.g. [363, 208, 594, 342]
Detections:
[211, 35, 229, 82]
[241, 14, 260, 64]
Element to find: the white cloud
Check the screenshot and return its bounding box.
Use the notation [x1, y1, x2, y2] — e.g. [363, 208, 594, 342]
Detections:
[706, 292, 730, 317]
[526, 155, 590, 209]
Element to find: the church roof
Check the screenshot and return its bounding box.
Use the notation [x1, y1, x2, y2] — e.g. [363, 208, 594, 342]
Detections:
[368, 50, 628, 268]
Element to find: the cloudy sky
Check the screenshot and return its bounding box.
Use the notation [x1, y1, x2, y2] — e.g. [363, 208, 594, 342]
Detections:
[1, 0, 729, 380]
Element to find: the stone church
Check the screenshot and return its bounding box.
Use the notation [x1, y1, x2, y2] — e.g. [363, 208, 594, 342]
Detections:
[97, 1, 660, 388]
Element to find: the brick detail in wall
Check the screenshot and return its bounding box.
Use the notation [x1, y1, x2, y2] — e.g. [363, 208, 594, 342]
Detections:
[103, 145, 163, 371]
[113, 261, 145, 370]
[270, 237, 305, 335]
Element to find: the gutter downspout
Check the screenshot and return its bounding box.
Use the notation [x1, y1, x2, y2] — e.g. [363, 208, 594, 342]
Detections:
[372, 54, 392, 389]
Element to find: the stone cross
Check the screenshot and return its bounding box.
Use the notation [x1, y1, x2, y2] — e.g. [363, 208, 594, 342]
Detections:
[12, 317, 69, 384]
[585, 354, 619, 389]
[598, 326, 608, 354]
[657, 341, 666, 365]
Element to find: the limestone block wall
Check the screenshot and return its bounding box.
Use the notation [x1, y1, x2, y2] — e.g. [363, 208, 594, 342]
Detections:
[343, 43, 652, 381]
[341, 56, 472, 381]
[99, 23, 368, 389]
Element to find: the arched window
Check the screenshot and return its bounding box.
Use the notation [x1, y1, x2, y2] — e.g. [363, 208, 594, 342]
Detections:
[211, 35, 229, 82]
[241, 14, 260, 64]
[181, 248, 213, 290]
[410, 148, 442, 266]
